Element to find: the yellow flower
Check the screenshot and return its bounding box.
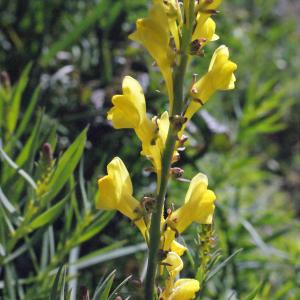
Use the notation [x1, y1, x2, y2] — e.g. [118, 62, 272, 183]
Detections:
[107, 76, 148, 129]
[185, 45, 237, 120]
[147, 111, 170, 173]
[196, 0, 223, 19]
[97, 157, 147, 237]
[108, 76, 177, 183]
[169, 278, 200, 300]
[163, 251, 183, 279]
[129, 3, 174, 108]
[168, 173, 216, 233]
[162, 227, 187, 256]
[155, 0, 182, 50]
[192, 17, 219, 45]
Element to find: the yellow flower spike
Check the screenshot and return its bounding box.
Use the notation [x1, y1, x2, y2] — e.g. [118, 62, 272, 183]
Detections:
[169, 278, 200, 300]
[97, 157, 147, 237]
[168, 173, 216, 234]
[129, 3, 174, 107]
[185, 45, 237, 120]
[163, 252, 183, 279]
[192, 17, 219, 45]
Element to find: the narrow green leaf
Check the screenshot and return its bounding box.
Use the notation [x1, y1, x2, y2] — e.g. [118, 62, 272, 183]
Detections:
[41, 2, 107, 65]
[50, 265, 65, 300]
[79, 158, 90, 212]
[77, 211, 114, 244]
[244, 279, 267, 300]
[0, 144, 37, 189]
[92, 270, 116, 300]
[74, 243, 147, 270]
[72, 241, 126, 270]
[107, 275, 132, 300]
[29, 197, 67, 230]
[60, 265, 67, 300]
[5, 264, 17, 300]
[99, 274, 115, 300]
[0, 187, 17, 214]
[15, 108, 43, 168]
[6, 63, 32, 135]
[44, 127, 87, 202]
[14, 85, 41, 140]
[205, 248, 243, 282]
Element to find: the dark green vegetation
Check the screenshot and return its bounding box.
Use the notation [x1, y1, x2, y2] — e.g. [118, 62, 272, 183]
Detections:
[0, 0, 299, 299]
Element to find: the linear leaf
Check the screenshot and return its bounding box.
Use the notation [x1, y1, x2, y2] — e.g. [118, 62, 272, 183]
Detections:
[77, 211, 114, 244]
[50, 265, 65, 300]
[43, 127, 87, 202]
[74, 243, 147, 270]
[41, 2, 107, 65]
[244, 279, 267, 300]
[0, 144, 37, 189]
[29, 197, 67, 230]
[92, 270, 116, 300]
[107, 275, 132, 300]
[6, 63, 32, 135]
[205, 248, 243, 282]
[15, 85, 41, 140]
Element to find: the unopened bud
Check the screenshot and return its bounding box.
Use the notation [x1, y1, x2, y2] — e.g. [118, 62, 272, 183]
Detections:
[178, 134, 188, 148]
[170, 167, 184, 178]
[42, 143, 52, 158]
[80, 286, 90, 300]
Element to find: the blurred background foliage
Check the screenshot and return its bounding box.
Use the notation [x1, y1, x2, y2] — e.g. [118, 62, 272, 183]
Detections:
[0, 0, 299, 299]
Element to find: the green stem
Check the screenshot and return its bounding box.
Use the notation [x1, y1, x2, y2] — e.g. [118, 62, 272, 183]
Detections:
[144, 1, 194, 299]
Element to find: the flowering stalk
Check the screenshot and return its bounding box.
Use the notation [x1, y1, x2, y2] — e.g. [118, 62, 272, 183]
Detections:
[97, 0, 237, 299]
[145, 1, 195, 299]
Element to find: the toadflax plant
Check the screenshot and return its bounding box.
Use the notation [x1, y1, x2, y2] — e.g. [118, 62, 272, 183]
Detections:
[97, 0, 237, 299]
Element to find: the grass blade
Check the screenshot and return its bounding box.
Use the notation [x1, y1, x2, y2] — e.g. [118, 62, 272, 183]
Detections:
[43, 127, 87, 202]
[41, 2, 107, 65]
[205, 248, 243, 282]
[29, 196, 68, 230]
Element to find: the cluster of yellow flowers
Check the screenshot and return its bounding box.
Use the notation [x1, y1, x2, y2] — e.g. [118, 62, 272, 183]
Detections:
[97, 0, 237, 299]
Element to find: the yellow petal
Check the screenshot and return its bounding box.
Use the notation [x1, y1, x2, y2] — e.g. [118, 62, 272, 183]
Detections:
[169, 173, 216, 233]
[170, 240, 187, 256]
[129, 3, 174, 107]
[186, 45, 237, 121]
[201, 0, 223, 10]
[170, 278, 200, 300]
[97, 157, 132, 209]
[163, 252, 183, 279]
[108, 76, 146, 129]
[97, 157, 138, 218]
[192, 17, 218, 45]
[184, 173, 208, 204]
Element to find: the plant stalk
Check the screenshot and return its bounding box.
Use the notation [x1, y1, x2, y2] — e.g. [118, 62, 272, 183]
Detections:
[144, 1, 195, 299]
